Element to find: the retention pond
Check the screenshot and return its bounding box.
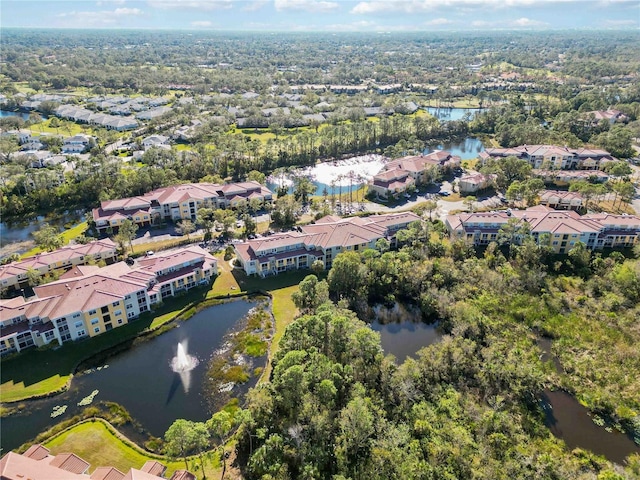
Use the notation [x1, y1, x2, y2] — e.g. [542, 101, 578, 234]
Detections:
[1, 299, 262, 453]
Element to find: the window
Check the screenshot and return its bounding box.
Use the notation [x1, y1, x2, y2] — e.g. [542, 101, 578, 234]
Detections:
[117, 319, 123, 325]
[75, 321, 84, 328]
[77, 330, 86, 337]
[94, 327, 100, 333]
[73, 313, 81, 318]
[112, 301, 120, 307]
[89, 309, 97, 315]
[91, 318, 99, 325]
[114, 310, 122, 316]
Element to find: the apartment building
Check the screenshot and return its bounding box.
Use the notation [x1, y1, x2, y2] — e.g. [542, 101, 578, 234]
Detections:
[538, 190, 584, 211]
[235, 212, 420, 277]
[445, 205, 640, 253]
[369, 150, 461, 198]
[0, 239, 118, 292]
[479, 145, 616, 170]
[0, 246, 217, 355]
[92, 182, 273, 234]
[458, 173, 497, 194]
[0, 443, 195, 480]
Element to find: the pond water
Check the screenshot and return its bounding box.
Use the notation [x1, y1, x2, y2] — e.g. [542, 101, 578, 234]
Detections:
[537, 336, 640, 464]
[0, 110, 32, 121]
[0, 299, 260, 453]
[0, 211, 85, 249]
[425, 107, 485, 122]
[367, 303, 442, 360]
[542, 390, 640, 464]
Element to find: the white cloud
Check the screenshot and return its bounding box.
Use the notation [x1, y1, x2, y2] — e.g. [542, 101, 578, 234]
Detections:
[147, 0, 233, 10]
[471, 19, 495, 27]
[602, 19, 638, 26]
[243, 0, 268, 11]
[351, 0, 586, 14]
[512, 17, 548, 26]
[96, 0, 126, 5]
[57, 7, 143, 26]
[191, 20, 213, 26]
[424, 17, 453, 25]
[274, 0, 339, 13]
[322, 20, 376, 31]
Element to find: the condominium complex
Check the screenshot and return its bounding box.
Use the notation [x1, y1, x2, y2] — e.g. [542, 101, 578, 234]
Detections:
[479, 145, 616, 170]
[0, 443, 195, 480]
[0, 239, 118, 292]
[445, 205, 640, 253]
[235, 212, 420, 277]
[369, 151, 461, 198]
[0, 246, 217, 355]
[92, 182, 273, 234]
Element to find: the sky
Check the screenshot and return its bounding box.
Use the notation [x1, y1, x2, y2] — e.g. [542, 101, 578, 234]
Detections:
[1, 0, 639, 31]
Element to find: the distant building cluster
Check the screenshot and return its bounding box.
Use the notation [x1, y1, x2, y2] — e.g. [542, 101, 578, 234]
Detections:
[55, 105, 139, 131]
[0, 246, 217, 355]
[92, 182, 274, 234]
[445, 205, 640, 253]
[0, 443, 195, 480]
[235, 212, 420, 277]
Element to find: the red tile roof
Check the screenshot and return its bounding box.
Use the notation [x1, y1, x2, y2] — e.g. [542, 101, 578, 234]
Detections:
[49, 453, 90, 474]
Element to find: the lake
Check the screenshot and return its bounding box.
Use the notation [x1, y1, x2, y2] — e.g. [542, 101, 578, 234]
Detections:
[425, 107, 485, 122]
[0, 110, 32, 121]
[0, 299, 261, 452]
[368, 303, 442, 360]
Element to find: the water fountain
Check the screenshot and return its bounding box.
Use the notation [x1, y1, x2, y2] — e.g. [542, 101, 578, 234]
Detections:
[170, 341, 199, 392]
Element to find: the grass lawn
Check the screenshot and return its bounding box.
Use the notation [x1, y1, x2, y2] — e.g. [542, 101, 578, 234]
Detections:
[439, 193, 462, 202]
[33, 119, 85, 136]
[44, 420, 217, 478]
[20, 222, 88, 259]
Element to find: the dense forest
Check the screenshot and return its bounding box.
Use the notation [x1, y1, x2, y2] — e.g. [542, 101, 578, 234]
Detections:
[233, 221, 640, 479]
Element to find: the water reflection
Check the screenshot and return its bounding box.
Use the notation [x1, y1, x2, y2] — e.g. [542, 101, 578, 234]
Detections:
[0, 300, 260, 453]
[542, 390, 640, 464]
[367, 303, 442, 360]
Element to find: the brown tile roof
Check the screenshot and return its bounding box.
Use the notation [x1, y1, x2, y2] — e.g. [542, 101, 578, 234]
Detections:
[136, 246, 216, 275]
[0, 239, 117, 283]
[91, 466, 125, 480]
[49, 453, 90, 474]
[0, 451, 89, 480]
[123, 468, 169, 480]
[23, 444, 51, 460]
[140, 461, 166, 476]
[446, 206, 640, 238]
[169, 471, 196, 480]
[236, 213, 420, 263]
